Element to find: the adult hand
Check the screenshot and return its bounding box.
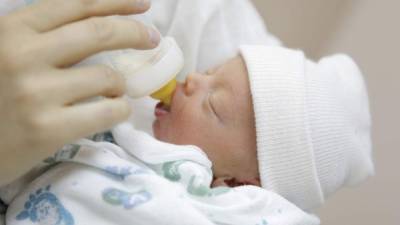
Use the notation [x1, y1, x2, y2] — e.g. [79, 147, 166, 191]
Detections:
[0, 0, 160, 185]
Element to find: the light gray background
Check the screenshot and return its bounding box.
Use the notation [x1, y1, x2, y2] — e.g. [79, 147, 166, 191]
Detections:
[251, 0, 399, 224]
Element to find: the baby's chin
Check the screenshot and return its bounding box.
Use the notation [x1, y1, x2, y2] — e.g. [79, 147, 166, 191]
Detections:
[152, 125, 192, 147]
[152, 121, 163, 140]
[152, 122, 172, 143]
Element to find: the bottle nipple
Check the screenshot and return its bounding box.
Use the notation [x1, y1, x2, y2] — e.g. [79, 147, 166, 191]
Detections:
[151, 78, 177, 106]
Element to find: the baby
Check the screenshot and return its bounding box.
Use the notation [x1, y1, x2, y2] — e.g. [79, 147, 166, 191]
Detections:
[1, 46, 373, 225]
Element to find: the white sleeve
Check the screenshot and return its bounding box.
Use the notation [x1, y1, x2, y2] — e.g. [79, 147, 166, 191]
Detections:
[196, 0, 281, 72]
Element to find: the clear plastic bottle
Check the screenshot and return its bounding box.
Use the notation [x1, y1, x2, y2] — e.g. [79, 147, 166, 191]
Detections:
[80, 15, 184, 106]
[106, 36, 184, 106]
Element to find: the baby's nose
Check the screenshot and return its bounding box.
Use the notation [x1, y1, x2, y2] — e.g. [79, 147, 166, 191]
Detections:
[183, 73, 204, 96]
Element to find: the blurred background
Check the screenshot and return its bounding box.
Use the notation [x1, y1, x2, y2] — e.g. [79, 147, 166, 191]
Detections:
[251, 0, 399, 224]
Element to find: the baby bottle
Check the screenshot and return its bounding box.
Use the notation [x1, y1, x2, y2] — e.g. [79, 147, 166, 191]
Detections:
[105, 36, 184, 106]
[81, 14, 184, 106]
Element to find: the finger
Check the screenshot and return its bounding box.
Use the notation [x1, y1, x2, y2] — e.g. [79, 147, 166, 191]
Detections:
[11, 0, 150, 32]
[42, 66, 126, 105]
[50, 98, 131, 143]
[41, 17, 160, 67]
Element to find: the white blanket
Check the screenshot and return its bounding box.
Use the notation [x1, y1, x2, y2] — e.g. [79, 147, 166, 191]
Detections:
[4, 123, 319, 225]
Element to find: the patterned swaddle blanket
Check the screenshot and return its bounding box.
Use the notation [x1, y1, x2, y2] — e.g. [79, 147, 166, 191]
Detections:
[3, 123, 319, 225]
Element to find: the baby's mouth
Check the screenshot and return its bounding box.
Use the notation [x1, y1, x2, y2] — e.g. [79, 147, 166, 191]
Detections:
[154, 101, 171, 117]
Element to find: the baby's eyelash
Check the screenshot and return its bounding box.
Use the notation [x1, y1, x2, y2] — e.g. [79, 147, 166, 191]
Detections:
[207, 92, 221, 120]
[207, 93, 214, 111]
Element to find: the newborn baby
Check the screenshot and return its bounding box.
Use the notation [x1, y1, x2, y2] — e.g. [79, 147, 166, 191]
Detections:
[2, 45, 373, 225]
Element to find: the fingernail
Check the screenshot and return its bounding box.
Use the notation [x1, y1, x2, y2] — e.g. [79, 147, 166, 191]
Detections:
[135, 0, 150, 9]
[148, 27, 160, 47]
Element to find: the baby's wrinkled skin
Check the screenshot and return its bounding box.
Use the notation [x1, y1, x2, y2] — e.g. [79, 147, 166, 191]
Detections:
[153, 56, 260, 187]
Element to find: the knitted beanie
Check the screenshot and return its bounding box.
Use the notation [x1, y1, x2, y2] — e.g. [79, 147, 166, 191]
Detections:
[240, 45, 374, 210]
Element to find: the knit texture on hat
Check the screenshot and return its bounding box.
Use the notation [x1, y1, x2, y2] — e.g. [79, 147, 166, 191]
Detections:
[240, 45, 374, 210]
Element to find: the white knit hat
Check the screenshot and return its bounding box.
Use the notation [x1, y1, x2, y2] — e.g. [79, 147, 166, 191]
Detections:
[240, 45, 374, 210]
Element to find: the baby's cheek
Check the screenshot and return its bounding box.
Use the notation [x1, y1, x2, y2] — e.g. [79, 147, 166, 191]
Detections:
[170, 123, 205, 146]
[171, 111, 196, 131]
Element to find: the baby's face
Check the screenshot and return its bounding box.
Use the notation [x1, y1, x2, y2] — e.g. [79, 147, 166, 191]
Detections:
[153, 56, 259, 185]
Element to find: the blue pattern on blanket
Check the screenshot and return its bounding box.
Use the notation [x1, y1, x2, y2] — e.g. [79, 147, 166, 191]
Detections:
[16, 185, 74, 225]
[102, 188, 152, 209]
[43, 144, 80, 165]
[90, 131, 116, 144]
[104, 166, 149, 180]
[255, 219, 268, 225]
